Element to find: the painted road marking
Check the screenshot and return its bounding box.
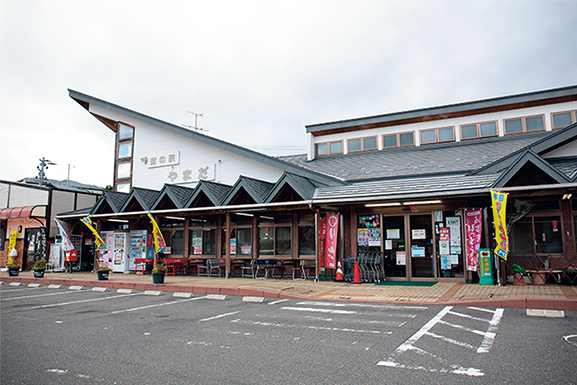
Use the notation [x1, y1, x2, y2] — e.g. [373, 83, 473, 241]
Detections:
[268, 299, 289, 305]
[0, 290, 85, 301]
[200, 311, 241, 322]
[231, 319, 388, 335]
[26, 293, 142, 310]
[563, 335, 577, 347]
[377, 306, 504, 377]
[282, 306, 357, 314]
[297, 301, 428, 310]
[105, 296, 206, 315]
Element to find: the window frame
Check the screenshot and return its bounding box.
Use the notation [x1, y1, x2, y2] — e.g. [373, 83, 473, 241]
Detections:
[382, 131, 415, 149]
[551, 110, 576, 130]
[114, 121, 135, 192]
[258, 215, 292, 257]
[315, 140, 344, 157]
[347, 135, 378, 153]
[189, 217, 218, 257]
[459, 120, 499, 140]
[503, 114, 546, 135]
[419, 126, 455, 145]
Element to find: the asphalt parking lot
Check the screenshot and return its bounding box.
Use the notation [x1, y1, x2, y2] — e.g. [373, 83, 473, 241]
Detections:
[2, 283, 576, 384]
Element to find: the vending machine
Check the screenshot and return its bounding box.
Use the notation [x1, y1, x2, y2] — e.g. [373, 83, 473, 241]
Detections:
[129, 230, 147, 272]
[113, 232, 129, 273]
[100, 231, 115, 270]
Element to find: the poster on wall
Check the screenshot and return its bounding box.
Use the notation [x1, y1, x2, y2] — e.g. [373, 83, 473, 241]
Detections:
[368, 228, 381, 246]
[439, 227, 450, 255]
[440, 254, 451, 270]
[192, 229, 202, 255]
[387, 229, 400, 239]
[412, 229, 426, 240]
[434, 211, 443, 222]
[447, 216, 461, 247]
[411, 246, 425, 257]
[396, 251, 406, 265]
[357, 228, 369, 246]
[385, 239, 392, 250]
[465, 209, 482, 271]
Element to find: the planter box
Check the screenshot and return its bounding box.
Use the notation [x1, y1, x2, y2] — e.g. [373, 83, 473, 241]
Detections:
[152, 273, 165, 284]
[33, 269, 45, 278]
[97, 271, 109, 280]
[8, 269, 19, 277]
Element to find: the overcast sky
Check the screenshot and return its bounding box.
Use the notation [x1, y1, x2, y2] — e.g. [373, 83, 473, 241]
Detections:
[1, 0, 576, 188]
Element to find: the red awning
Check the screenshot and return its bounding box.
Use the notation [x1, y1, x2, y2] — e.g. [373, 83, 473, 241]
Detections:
[0, 205, 47, 220]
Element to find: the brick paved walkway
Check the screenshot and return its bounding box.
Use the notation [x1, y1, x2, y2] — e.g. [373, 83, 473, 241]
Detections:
[2, 271, 576, 310]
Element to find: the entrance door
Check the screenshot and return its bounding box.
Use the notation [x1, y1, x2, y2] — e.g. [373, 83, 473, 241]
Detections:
[23, 228, 40, 269]
[410, 215, 434, 278]
[382, 216, 406, 277]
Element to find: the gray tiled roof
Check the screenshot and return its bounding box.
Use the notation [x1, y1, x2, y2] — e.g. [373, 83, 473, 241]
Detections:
[547, 158, 577, 180]
[314, 174, 500, 202]
[281, 132, 550, 182]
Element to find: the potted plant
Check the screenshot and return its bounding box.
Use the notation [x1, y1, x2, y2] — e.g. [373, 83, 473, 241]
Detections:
[8, 263, 21, 277]
[97, 263, 112, 281]
[152, 263, 167, 284]
[33, 259, 47, 278]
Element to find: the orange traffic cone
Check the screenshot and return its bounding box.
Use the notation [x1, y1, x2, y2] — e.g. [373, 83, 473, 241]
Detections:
[352, 261, 362, 284]
[335, 260, 344, 281]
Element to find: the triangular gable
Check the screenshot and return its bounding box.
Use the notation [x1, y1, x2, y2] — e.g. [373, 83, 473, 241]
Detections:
[472, 123, 577, 176]
[150, 184, 195, 210]
[185, 180, 232, 208]
[222, 176, 274, 205]
[69, 89, 344, 187]
[91, 191, 129, 214]
[119, 187, 160, 212]
[492, 149, 570, 188]
[264, 172, 320, 203]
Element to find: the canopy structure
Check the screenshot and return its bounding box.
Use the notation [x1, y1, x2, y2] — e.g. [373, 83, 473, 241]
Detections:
[0, 205, 47, 220]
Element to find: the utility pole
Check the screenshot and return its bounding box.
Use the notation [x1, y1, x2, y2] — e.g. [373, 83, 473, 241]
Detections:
[37, 157, 56, 185]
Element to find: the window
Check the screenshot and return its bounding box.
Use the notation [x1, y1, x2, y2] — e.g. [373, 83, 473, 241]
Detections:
[161, 223, 184, 256]
[315, 140, 343, 156]
[347, 136, 377, 153]
[116, 183, 130, 193]
[118, 142, 132, 159]
[460, 121, 498, 140]
[0, 221, 5, 251]
[298, 213, 315, 256]
[383, 132, 415, 148]
[552, 111, 576, 129]
[419, 127, 454, 145]
[118, 123, 134, 140]
[189, 217, 217, 256]
[229, 214, 253, 256]
[504, 115, 545, 135]
[258, 215, 292, 256]
[117, 162, 131, 179]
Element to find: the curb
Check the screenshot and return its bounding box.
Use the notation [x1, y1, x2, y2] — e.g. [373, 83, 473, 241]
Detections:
[1, 276, 576, 311]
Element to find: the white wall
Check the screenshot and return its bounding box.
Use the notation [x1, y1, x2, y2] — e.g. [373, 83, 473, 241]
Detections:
[89, 105, 286, 190]
[310, 100, 577, 158]
[6, 185, 49, 207]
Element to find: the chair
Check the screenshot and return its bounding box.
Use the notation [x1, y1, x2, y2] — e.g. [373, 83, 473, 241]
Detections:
[198, 259, 221, 277]
[301, 260, 317, 280]
[241, 259, 256, 278]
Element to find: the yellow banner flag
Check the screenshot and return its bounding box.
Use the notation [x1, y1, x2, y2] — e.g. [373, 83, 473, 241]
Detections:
[491, 190, 508, 260]
[148, 213, 167, 253]
[81, 217, 108, 252]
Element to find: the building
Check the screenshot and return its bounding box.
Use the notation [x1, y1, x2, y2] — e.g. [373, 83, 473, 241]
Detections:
[1, 179, 101, 270]
[57, 85, 577, 284]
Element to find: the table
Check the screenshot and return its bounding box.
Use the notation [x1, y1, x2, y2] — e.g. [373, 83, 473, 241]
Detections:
[255, 259, 278, 279]
[165, 258, 189, 276]
[135, 258, 153, 274]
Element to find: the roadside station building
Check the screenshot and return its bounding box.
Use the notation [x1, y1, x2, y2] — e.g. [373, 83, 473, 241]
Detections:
[57, 85, 577, 284]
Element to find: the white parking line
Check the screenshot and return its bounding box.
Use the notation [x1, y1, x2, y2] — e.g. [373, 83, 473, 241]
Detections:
[27, 293, 142, 310]
[200, 310, 241, 322]
[0, 290, 85, 301]
[282, 306, 357, 314]
[231, 319, 388, 334]
[106, 296, 206, 315]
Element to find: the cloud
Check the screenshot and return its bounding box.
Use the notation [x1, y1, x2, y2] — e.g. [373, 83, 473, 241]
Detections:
[1, 0, 576, 188]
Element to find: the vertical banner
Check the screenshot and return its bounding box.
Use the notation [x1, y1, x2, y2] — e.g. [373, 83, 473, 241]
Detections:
[319, 217, 326, 268]
[465, 209, 483, 271]
[325, 213, 339, 269]
[491, 191, 508, 260]
[36, 227, 47, 260]
[147, 213, 167, 253]
[81, 217, 108, 252]
[54, 218, 76, 251]
[7, 230, 17, 265]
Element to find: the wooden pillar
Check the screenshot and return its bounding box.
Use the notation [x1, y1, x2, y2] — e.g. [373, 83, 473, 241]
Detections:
[183, 217, 190, 258]
[252, 215, 259, 259]
[292, 212, 299, 259]
[315, 208, 321, 278]
[225, 213, 231, 278]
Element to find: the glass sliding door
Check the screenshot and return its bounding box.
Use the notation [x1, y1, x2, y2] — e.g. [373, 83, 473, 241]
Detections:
[382, 216, 406, 277]
[410, 214, 434, 278]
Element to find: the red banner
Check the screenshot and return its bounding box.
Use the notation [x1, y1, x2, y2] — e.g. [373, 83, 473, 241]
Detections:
[465, 209, 483, 271]
[325, 213, 339, 269]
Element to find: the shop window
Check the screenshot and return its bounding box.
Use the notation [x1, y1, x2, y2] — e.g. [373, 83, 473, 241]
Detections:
[419, 127, 454, 145]
[510, 215, 563, 254]
[189, 217, 217, 256]
[460, 121, 498, 140]
[348, 136, 378, 153]
[298, 213, 315, 256]
[315, 140, 343, 156]
[231, 227, 252, 256]
[0, 221, 5, 251]
[161, 229, 184, 255]
[383, 132, 415, 148]
[552, 111, 576, 129]
[504, 115, 545, 135]
[258, 214, 292, 256]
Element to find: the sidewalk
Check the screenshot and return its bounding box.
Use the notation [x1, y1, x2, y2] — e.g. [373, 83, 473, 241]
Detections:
[2, 271, 576, 311]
